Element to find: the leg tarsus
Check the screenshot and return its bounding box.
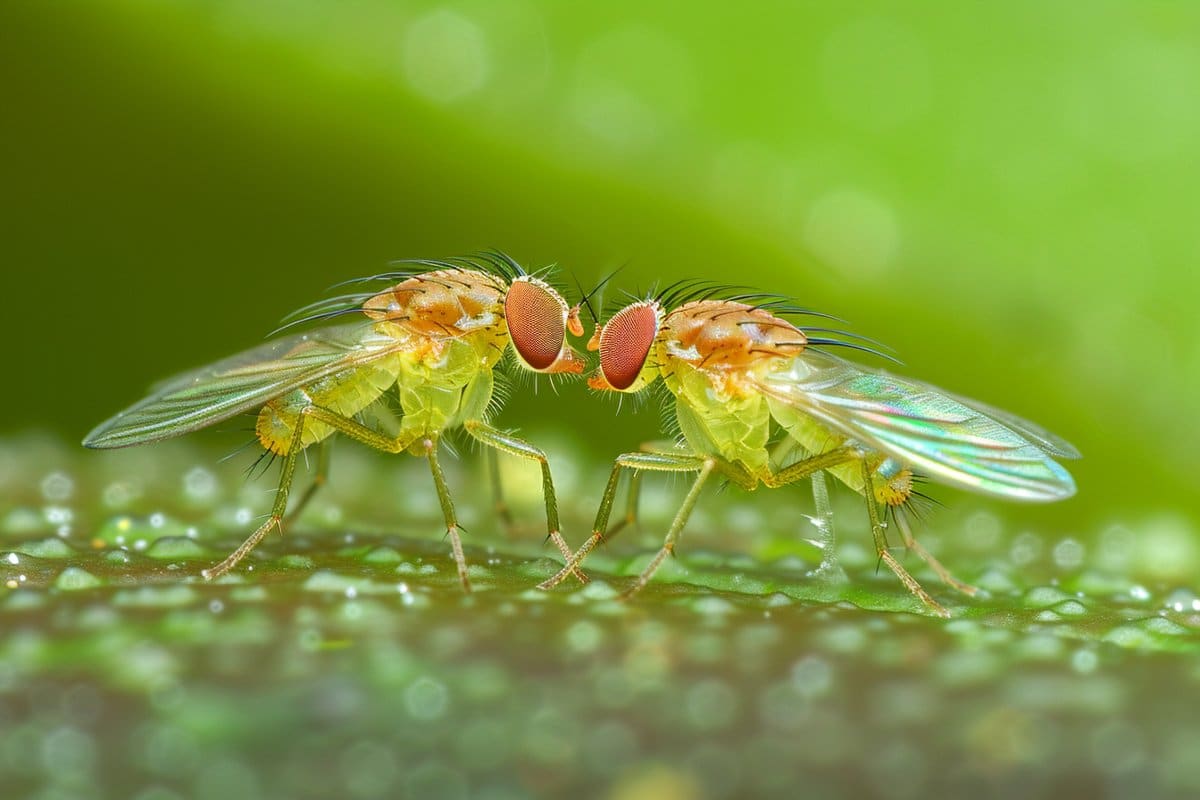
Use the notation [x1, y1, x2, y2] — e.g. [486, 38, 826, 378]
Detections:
[894, 511, 978, 596]
[878, 549, 949, 618]
[204, 419, 306, 579]
[618, 542, 674, 601]
[446, 523, 471, 593]
[538, 452, 707, 591]
[425, 438, 471, 593]
[202, 514, 281, 580]
[861, 461, 948, 617]
[464, 420, 587, 585]
[548, 531, 589, 584]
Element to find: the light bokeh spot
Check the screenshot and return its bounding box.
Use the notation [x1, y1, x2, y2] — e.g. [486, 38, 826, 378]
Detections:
[402, 9, 489, 103]
[804, 187, 900, 277]
[569, 26, 695, 151]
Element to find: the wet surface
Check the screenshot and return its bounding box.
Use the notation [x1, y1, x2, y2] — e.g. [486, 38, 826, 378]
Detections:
[2, 437, 1199, 799]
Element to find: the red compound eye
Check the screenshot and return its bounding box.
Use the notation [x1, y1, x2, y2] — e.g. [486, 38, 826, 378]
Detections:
[599, 303, 660, 390]
[505, 279, 566, 371]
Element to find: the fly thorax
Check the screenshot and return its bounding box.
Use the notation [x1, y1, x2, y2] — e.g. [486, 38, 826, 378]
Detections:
[365, 269, 506, 339]
[400, 337, 481, 389]
[664, 301, 806, 371]
[670, 362, 770, 472]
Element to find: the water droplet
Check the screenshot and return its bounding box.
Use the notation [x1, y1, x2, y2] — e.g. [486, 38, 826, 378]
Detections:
[50, 566, 97, 592]
[1129, 584, 1151, 602]
[5, 552, 19, 565]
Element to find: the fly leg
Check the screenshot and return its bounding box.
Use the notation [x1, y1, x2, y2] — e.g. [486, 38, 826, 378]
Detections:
[425, 438, 471, 592]
[767, 441, 845, 581]
[464, 420, 587, 585]
[602, 470, 642, 542]
[486, 447, 516, 533]
[537, 451, 709, 591]
[893, 511, 978, 597]
[203, 420, 307, 580]
[282, 439, 332, 527]
[271, 406, 483, 590]
[603, 440, 677, 543]
[807, 470, 846, 581]
[861, 461, 949, 617]
[619, 457, 717, 600]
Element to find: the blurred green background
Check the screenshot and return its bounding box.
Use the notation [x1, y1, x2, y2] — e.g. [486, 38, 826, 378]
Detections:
[4, 2, 1200, 798]
[3, 0, 1198, 530]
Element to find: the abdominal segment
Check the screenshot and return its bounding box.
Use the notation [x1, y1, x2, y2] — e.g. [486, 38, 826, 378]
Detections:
[766, 397, 913, 506]
[256, 353, 405, 454]
[255, 336, 496, 456]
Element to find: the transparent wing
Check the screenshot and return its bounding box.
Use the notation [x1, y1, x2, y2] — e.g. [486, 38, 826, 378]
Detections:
[754, 350, 1077, 501]
[85, 323, 403, 448]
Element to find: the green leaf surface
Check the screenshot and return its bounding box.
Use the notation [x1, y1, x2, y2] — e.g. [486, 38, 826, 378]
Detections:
[2, 437, 1198, 798]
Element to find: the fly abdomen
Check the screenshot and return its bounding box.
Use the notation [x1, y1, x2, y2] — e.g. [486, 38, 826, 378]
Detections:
[256, 353, 404, 454]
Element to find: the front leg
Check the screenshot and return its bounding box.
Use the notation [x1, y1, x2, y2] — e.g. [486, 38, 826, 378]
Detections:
[537, 451, 711, 592]
[463, 420, 588, 585]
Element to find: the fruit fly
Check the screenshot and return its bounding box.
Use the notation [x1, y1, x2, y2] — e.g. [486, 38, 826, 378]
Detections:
[539, 287, 1079, 616]
[85, 253, 590, 590]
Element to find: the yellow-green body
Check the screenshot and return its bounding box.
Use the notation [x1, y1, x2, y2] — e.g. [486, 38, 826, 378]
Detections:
[256, 327, 504, 456]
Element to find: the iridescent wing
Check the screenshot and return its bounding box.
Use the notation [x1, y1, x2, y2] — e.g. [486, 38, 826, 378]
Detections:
[85, 323, 404, 448]
[754, 350, 1078, 501]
